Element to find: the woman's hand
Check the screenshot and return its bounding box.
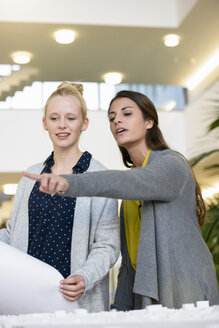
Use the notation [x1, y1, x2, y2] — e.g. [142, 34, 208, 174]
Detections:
[23, 172, 69, 195]
[59, 275, 86, 301]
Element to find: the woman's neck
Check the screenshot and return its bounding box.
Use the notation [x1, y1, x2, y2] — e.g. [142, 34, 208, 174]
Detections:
[51, 146, 83, 174]
[127, 144, 150, 167]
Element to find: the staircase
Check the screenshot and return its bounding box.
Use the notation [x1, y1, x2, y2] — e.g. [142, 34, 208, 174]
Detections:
[0, 66, 38, 101]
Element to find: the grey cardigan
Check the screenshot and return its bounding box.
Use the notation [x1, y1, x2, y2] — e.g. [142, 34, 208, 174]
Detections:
[0, 158, 120, 313]
[62, 149, 219, 309]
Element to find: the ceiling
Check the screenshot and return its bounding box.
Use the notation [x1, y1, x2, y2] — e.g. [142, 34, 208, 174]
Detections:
[0, 0, 219, 100]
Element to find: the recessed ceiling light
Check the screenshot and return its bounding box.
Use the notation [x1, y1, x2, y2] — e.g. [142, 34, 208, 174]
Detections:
[163, 34, 180, 47]
[104, 72, 123, 85]
[54, 29, 76, 44]
[186, 48, 219, 90]
[11, 51, 32, 64]
[3, 184, 18, 195]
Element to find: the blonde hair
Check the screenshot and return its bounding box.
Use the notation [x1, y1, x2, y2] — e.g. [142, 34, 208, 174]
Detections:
[44, 82, 87, 119]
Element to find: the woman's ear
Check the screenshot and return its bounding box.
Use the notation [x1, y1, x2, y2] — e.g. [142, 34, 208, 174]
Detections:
[145, 119, 154, 130]
[81, 117, 89, 132]
[42, 117, 47, 131]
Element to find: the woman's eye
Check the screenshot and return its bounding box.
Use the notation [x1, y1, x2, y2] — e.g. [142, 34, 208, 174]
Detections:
[124, 112, 132, 116]
[109, 117, 115, 122]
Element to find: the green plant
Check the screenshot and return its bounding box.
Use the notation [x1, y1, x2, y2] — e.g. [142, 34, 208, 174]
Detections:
[201, 198, 219, 284]
[190, 94, 219, 284]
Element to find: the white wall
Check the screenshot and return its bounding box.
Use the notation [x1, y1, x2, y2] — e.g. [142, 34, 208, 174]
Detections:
[0, 109, 186, 172]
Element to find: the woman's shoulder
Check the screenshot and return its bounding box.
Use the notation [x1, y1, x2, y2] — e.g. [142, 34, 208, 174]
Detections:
[149, 149, 190, 170]
[16, 162, 45, 193]
[25, 162, 45, 174]
[88, 157, 107, 172]
[151, 149, 187, 161]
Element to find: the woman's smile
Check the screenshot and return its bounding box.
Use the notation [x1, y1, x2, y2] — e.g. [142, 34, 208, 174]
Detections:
[56, 132, 70, 140]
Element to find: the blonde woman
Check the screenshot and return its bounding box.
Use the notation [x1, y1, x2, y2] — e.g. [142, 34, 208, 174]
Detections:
[0, 82, 120, 312]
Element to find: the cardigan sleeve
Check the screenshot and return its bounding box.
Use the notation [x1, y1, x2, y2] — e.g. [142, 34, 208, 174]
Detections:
[62, 152, 192, 202]
[0, 177, 26, 244]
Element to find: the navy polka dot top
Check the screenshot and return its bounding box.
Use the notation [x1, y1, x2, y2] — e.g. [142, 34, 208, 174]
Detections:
[27, 151, 92, 278]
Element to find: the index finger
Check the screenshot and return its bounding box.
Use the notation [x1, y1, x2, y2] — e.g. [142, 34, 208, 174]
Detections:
[23, 171, 41, 181]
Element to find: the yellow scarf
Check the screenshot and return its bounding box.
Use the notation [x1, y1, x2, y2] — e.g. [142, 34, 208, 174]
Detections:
[124, 149, 151, 270]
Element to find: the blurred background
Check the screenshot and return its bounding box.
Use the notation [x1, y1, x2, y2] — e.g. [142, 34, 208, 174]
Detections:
[0, 0, 219, 289]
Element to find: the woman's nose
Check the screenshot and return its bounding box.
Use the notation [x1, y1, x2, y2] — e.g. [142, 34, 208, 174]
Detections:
[114, 114, 122, 124]
[58, 118, 66, 128]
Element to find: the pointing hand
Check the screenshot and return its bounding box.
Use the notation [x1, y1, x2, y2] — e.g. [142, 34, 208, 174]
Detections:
[23, 171, 69, 195]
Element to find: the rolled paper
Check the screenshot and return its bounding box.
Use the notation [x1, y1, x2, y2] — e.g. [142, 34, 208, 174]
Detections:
[0, 241, 79, 315]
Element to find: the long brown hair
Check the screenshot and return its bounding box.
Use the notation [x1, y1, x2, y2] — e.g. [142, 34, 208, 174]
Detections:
[108, 90, 206, 226]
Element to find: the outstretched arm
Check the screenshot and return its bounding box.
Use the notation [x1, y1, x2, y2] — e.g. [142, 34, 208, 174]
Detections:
[23, 152, 191, 202]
